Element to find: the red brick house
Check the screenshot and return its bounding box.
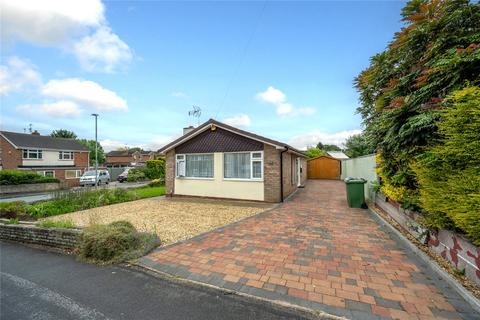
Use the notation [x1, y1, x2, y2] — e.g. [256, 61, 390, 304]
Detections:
[105, 150, 155, 168]
[158, 119, 308, 202]
[0, 131, 89, 186]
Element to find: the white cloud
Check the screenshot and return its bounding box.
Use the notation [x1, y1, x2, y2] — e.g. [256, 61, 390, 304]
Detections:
[256, 86, 316, 117]
[74, 26, 133, 73]
[171, 91, 188, 98]
[288, 129, 362, 150]
[99, 139, 129, 152]
[222, 114, 251, 127]
[0, 56, 42, 95]
[0, 0, 132, 73]
[42, 78, 127, 111]
[17, 101, 82, 118]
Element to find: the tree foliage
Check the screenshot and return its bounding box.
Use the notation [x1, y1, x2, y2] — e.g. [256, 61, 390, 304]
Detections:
[355, 0, 480, 206]
[78, 139, 106, 165]
[304, 147, 326, 159]
[344, 133, 374, 158]
[316, 142, 341, 151]
[413, 87, 480, 244]
[50, 129, 77, 139]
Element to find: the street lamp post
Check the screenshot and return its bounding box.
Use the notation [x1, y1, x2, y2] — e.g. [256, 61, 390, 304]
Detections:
[91, 113, 99, 188]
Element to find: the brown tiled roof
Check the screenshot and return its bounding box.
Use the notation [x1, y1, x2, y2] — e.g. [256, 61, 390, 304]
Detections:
[158, 119, 306, 157]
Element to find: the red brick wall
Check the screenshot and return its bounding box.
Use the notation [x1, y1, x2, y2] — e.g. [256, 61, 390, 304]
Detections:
[74, 151, 89, 169]
[0, 136, 22, 169]
[106, 155, 132, 165]
[165, 150, 175, 196]
[263, 144, 281, 202]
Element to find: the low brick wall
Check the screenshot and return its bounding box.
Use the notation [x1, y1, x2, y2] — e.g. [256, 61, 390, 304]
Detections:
[0, 223, 81, 250]
[1, 182, 62, 195]
[375, 193, 480, 286]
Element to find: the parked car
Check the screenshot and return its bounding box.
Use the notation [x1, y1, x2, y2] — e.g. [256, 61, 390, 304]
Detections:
[117, 168, 131, 183]
[79, 170, 110, 186]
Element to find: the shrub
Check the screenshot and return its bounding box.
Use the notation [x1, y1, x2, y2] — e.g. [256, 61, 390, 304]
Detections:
[78, 221, 160, 264]
[144, 159, 165, 180]
[37, 220, 75, 229]
[127, 168, 147, 182]
[0, 201, 28, 219]
[0, 170, 59, 185]
[148, 179, 163, 187]
[413, 87, 480, 245]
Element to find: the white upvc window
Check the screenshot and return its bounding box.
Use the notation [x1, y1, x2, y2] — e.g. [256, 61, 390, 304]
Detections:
[59, 151, 74, 160]
[23, 149, 43, 159]
[37, 170, 55, 177]
[176, 154, 214, 178]
[65, 170, 82, 179]
[224, 151, 263, 180]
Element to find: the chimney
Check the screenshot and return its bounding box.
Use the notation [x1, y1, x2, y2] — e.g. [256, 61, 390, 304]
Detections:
[183, 126, 195, 135]
[31, 130, 40, 135]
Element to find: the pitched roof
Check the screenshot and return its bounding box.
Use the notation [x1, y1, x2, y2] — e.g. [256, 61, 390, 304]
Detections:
[326, 151, 349, 159]
[158, 119, 306, 157]
[106, 150, 154, 156]
[0, 131, 88, 151]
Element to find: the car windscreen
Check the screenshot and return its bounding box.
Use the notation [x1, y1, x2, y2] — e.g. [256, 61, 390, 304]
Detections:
[83, 171, 97, 176]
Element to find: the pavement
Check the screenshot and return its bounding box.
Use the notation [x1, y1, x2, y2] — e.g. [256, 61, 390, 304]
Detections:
[139, 180, 478, 320]
[0, 181, 148, 203]
[0, 241, 319, 320]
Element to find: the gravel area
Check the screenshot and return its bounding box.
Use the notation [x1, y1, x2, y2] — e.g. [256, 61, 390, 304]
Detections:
[44, 197, 273, 244]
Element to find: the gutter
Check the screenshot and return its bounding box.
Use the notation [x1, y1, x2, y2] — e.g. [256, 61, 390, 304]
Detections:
[280, 146, 289, 202]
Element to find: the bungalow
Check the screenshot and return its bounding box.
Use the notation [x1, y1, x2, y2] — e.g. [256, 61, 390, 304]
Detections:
[158, 119, 308, 202]
[0, 130, 89, 186]
[105, 150, 155, 168]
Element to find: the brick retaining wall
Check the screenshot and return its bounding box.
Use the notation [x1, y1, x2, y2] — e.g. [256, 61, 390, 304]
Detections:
[0, 223, 81, 250]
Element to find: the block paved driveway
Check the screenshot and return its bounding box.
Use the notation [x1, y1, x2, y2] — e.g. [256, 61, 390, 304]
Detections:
[139, 180, 477, 320]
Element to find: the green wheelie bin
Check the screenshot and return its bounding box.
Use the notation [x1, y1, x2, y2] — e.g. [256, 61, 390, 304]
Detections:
[344, 177, 367, 208]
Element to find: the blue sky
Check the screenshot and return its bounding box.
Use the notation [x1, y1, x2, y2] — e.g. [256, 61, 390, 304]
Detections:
[0, 0, 405, 151]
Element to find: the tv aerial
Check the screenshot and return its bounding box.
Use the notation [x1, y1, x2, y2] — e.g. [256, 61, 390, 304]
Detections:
[188, 105, 202, 125]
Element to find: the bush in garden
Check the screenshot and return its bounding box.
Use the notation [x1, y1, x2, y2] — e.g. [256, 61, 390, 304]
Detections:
[0, 170, 59, 185]
[144, 159, 165, 180]
[78, 221, 160, 264]
[148, 179, 163, 187]
[0, 201, 28, 219]
[413, 87, 480, 245]
[127, 168, 147, 182]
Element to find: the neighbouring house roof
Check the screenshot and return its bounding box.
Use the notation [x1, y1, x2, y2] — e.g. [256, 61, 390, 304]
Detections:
[326, 151, 349, 159]
[158, 119, 307, 157]
[0, 131, 88, 152]
[106, 150, 154, 157]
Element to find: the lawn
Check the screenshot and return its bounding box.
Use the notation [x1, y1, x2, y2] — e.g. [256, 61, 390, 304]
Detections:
[44, 198, 272, 244]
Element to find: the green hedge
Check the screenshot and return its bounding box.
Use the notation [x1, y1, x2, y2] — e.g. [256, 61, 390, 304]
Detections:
[0, 170, 59, 185]
[414, 87, 480, 245]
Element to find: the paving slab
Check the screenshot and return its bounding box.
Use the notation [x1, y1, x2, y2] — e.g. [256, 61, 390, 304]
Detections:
[139, 180, 478, 320]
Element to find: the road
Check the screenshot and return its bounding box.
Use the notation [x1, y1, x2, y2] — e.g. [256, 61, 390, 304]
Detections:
[0, 181, 148, 203]
[0, 242, 315, 320]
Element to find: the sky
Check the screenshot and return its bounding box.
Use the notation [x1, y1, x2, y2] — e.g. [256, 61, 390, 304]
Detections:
[0, 0, 406, 151]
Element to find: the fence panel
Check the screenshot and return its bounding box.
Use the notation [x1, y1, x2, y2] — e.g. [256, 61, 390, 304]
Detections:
[340, 154, 377, 201]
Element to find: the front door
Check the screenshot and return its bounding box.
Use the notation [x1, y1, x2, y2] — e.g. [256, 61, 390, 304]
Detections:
[296, 158, 301, 186]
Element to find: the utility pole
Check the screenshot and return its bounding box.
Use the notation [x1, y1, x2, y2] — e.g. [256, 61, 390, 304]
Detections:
[91, 113, 99, 188]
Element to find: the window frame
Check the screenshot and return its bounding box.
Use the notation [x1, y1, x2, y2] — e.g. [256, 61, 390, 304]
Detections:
[223, 151, 263, 181]
[37, 170, 55, 177]
[22, 149, 43, 160]
[65, 170, 82, 179]
[59, 151, 74, 160]
[176, 153, 214, 179]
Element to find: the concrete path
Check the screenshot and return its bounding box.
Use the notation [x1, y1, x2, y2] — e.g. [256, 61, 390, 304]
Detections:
[1, 241, 317, 320]
[139, 180, 478, 320]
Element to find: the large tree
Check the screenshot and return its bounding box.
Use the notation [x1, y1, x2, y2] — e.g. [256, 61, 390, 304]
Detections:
[78, 139, 106, 165]
[355, 0, 480, 206]
[50, 129, 77, 139]
[344, 133, 374, 158]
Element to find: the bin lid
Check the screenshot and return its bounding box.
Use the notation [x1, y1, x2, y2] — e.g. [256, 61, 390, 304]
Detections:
[344, 177, 367, 184]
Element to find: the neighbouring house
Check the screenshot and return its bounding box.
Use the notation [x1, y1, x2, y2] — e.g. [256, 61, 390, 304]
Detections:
[105, 150, 155, 168]
[158, 119, 308, 202]
[326, 151, 349, 160]
[0, 131, 89, 186]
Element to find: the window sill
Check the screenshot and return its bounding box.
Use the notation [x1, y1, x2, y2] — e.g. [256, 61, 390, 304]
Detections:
[175, 177, 214, 181]
[223, 178, 264, 182]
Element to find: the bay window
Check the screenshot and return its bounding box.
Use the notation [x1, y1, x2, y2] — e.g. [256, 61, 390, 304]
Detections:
[224, 151, 263, 180]
[176, 154, 213, 178]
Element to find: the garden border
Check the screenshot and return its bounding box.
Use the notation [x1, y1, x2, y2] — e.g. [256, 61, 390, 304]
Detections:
[367, 205, 480, 313]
